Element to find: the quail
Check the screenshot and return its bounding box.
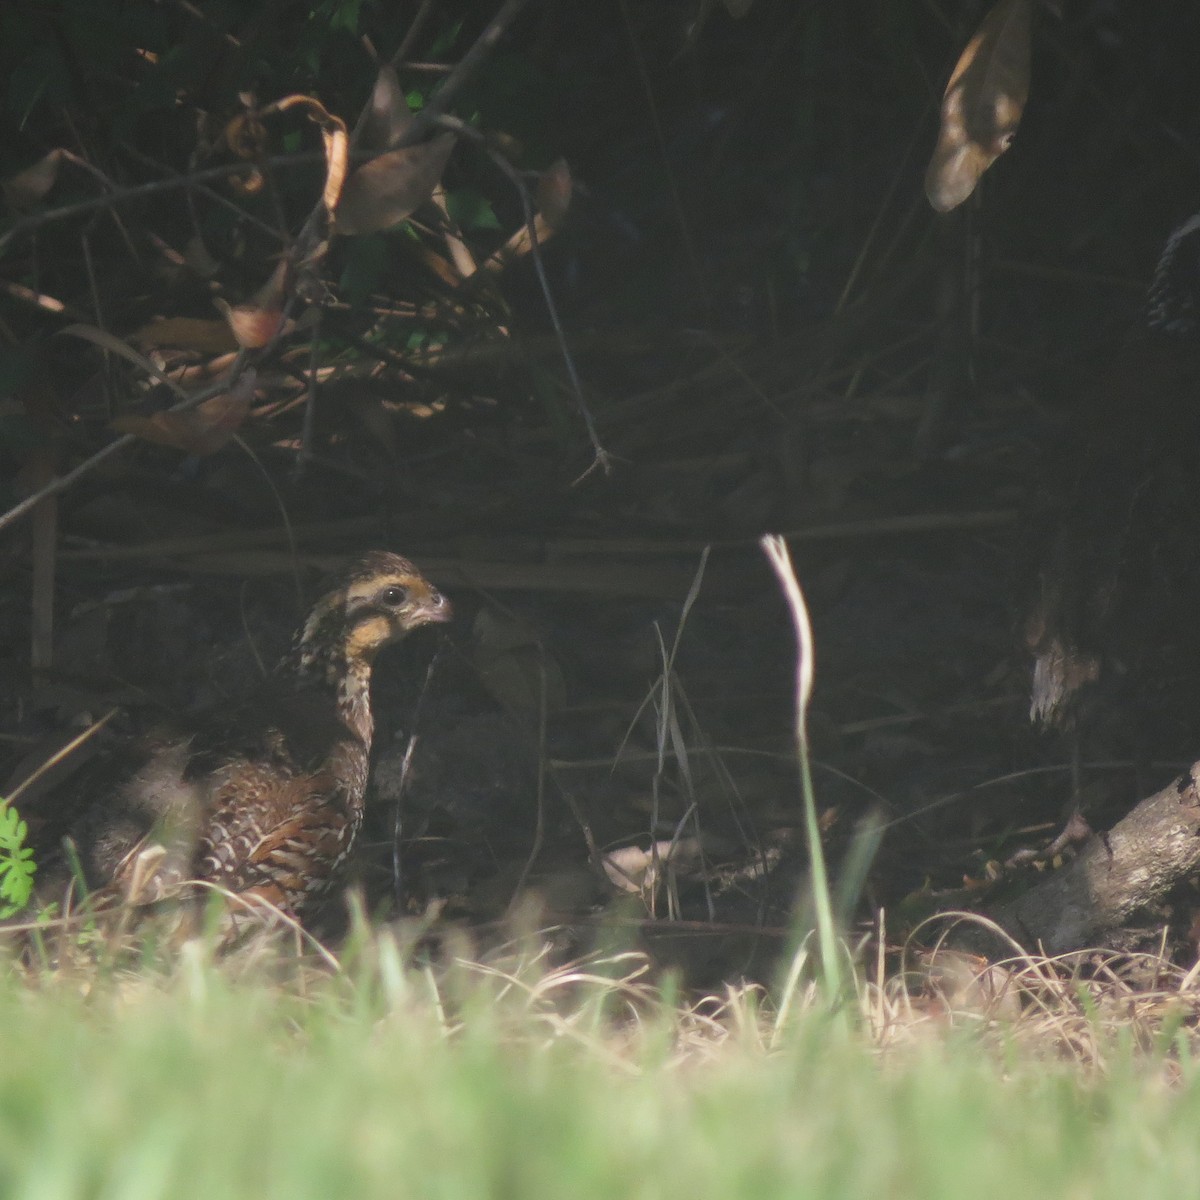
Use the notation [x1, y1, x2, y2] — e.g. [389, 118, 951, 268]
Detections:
[28, 550, 451, 922]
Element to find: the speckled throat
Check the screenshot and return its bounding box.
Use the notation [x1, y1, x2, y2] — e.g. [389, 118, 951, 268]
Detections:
[279, 595, 383, 748]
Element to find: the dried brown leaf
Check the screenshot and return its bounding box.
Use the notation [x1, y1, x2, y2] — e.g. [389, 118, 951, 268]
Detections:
[322, 123, 349, 212]
[360, 64, 414, 151]
[213, 260, 292, 349]
[131, 317, 238, 354]
[270, 93, 336, 123]
[925, 0, 1031, 213]
[111, 370, 257, 455]
[213, 300, 291, 349]
[480, 161, 573, 277]
[3, 149, 68, 209]
[336, 132, 456, 236]
[268, 94, 350, 214]
[410, 242, 466, 289]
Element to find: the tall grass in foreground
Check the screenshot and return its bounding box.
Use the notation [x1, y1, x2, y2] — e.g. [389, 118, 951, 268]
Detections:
[2, 927, 1200, 1200]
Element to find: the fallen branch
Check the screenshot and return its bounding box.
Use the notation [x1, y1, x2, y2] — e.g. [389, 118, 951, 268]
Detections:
[978, 765, 1200, 955]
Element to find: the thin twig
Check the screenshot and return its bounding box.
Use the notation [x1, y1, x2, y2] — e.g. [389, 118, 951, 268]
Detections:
[6, 709, 119, 807]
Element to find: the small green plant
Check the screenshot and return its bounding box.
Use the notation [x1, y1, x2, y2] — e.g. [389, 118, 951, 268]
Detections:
[0, 797, 36, 918]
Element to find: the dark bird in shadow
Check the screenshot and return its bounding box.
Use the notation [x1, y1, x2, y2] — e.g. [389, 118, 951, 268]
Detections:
[20, 551, 450, 925]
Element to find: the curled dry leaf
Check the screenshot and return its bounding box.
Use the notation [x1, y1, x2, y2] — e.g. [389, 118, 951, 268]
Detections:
[336, 132, 456, 236]
[925, 0, 1031, 213]
[322, 123, 349, 212]
[214, 259, 292, 349]
[111, 369, 257, 456]
[267, 93, 350, 213]
[3, 149, 68, 209]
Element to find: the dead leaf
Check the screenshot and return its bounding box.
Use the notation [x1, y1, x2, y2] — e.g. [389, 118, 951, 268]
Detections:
[359, 64, 414, 150]
[430, 184, 478, 278]
[409, 242, 466, 289]
[213, 301, 292, 349]
[131, 317, 239, 354]
[214, 260, 292, 348]
[111, 370, 257, 455]
[722, 0, 754, 15]
[925, 0, 1031, 213]
[336, 132, 456, 236]
[3, 149, 68, 209]
[267, 94, 350, 213]
[322, 123, 349, 212]
[481, 160, 573, 276]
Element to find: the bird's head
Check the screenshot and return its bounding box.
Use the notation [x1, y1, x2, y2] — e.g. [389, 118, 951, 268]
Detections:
[293, 551, 451, 680]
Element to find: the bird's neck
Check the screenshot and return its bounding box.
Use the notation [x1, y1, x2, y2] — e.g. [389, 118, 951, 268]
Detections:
[279, 629, 377, 749]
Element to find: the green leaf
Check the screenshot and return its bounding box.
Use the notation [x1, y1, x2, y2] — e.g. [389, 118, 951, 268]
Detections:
[0, 800, 37, 917]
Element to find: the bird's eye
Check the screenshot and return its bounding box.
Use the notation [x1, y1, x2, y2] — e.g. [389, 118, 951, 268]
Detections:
[380, 585, 408, 607]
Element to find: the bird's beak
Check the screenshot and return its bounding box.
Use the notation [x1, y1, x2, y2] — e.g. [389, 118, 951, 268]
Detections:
[416, 589, 452, 625]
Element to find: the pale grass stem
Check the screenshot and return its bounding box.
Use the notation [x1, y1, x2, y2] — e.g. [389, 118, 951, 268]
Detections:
[760, 534, 843, 1004]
